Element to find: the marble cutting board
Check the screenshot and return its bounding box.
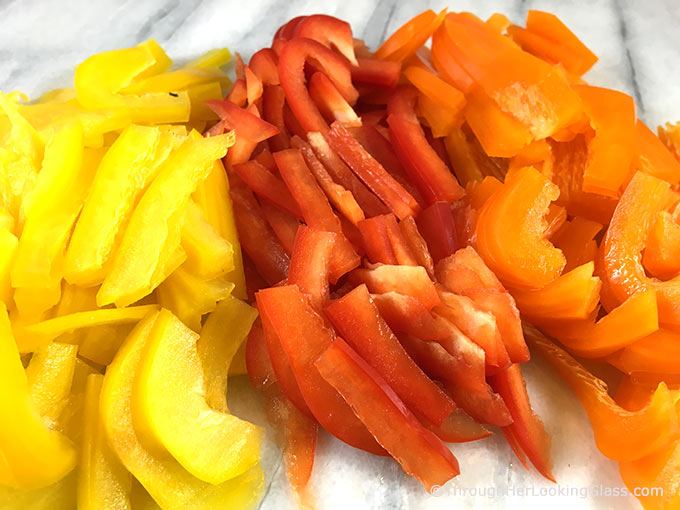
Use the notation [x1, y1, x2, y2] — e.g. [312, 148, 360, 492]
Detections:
[3, 0, 680, 508]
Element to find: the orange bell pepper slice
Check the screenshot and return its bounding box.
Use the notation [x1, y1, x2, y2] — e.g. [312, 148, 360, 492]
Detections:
[510, 262, 601, 323]
[444, 128, 504, 186]
[431, 24, 475, 93]
[542, 289, 659, 358]
[526, 326, 680, 462]
[374, 9, 447, 62]
[476, 166, 566, 289]
[403, 66, 465, 114]
[575, 85, 636, 197]
[658, 121, 680, 162]
[609, 329, 680, 376]
[643, 212, 680, 280]
[544, 204, 567, 239]
[602, 171, 680, 329]
[552, 216, 603, 272]
[635, 120, 680, 185]
[466, 176, 502, 209]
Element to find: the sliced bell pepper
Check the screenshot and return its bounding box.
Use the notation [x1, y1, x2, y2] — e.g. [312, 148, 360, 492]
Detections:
[287, 227, 336, 311]
[0, 303, 77, 490]
[526, 326, 680, 462]
[398, 216, 436, 278]
[100, 311, 265, 510]
[424, 408, 491, 443]
[510, 262, 601, 323]
[309, 72, 361, 127]
[293, 14, 358, 65]
[351, 59, 401, 88]
[416, 201, 457, 262]
[374, 9, 447, 62]
[326, 121, 420, 219]
[274, 16, 307, 42]
[489, 363, 555, 482]
[225, 79, 247, 108]
[256, 285, 385, 455]
[77, 374, 131, 510]
[543, 289, 659, 358]
[575, 85, 636, 197]
[249, 49, 280, 86]
[350, 264, 440, 309]
[417, 92, 461, 138]
[183, 47, 232, 70]
[278, 38, 358, 133]
[643, 211, 680, 280]
[243, 66, 263, 106]
[292, 136, 365, 226]
[387, 86, 464, 204]
[325, 285, 457, 426]
[403, 66, 465, 115]
[381, 213, 418, 266]
[315, 337, 460, 491]
[306, 131, 388, 217]
[357, 216, 399, 265]
[273, 148, 360, 282]
[245, 325, 317, 493]
[444, 128, 504, 187]
[544, 204, 567, 239]
[609, 329, 680, 375]
[435, 246, 504, 294]
[259, 200, 300, 255]
[523, 10, 598, 75]
[435, 290, 511, 370]
[262, 85, 290, 152]
[229, 183, 290, 285]
[232, 160, 303, 218]
[97, 133, 232, 307]
[431, 24, 475, 94]
[551, 216, 602, 273]
[476, 166, 566, 289]
[0, 227, 17, 306]
[133, 309, 262, 485]
[602, 171, 680, 329]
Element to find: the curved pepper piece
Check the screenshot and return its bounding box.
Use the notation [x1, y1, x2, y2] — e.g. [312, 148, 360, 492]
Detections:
[249, 49, 279, 86]
[350, 264, 440, 309]
[602, 171, 680, 329]
[374, 9, 447, 63]
[552, 216, 602, 273]
[308, 72, 361, 127]
[609, 329, 680, 376]
[278, 38, 358, 133]
[476, 166, 566, 289]
[293, 15, 358, 66]
[315, 337, 460, 491]
[635, 120, 680, 186]
[526, 325, 680, 462]
[643, 211, 680, 280]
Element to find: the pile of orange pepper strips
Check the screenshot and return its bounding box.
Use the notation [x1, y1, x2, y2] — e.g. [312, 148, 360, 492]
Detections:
[208, 9, 680, 508]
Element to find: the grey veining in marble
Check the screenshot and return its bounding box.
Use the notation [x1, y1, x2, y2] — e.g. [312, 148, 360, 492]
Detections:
[2, 1, 679, 508]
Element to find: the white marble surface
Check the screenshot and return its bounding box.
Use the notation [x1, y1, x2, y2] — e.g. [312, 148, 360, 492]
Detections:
[3, 1, 679, 508]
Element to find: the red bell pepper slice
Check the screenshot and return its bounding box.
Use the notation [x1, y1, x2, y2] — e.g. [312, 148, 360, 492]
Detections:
[234, 52, 246, 81]
[274, 16, 306, 42]
[372, 292, 449, 342]
[357, 216, 399, 265]
[291, 136, 366, 226]
[249, 48, 280, 86]
[256, 285, 385, 455]
[226, 78, 247, 107]
[435, 246, 505, 293]
[435, 290, 511, 370]
[416, 201, 457, 262]
[273, 148, 360, 283]
[387, 86, 465, 204]
[350, 264, 441, 309]
[306, 131, 389, 217]
[382, 213, 418, 266]
[292, 14, 358, 66]
[262, 84, 290, 152]
[489, 363, 555, 482]
[229, 183, 290, 285]
[398, 216, 436, 278]
[206, 98, 279, 142]
[287, 226, 336, 311]
[423, 408, 491, 443]
[315, 337, 460, 490]
[244, 65, 263, 106]
[243, 255, 268, 303]
[253, 147, 277, 172]
[278, 38, 358, 133]
[245, 324, 318, 492]
[326, 121, 421, 219]
[309, 72, 361, 127]
[232, 160, 303, 218]
[351, 58, 401, 88]
[260, 201, 300, 255]
[325, 285, 457, 426]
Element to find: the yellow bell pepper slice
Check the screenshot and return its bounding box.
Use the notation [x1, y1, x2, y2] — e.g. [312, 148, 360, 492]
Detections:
[0, 92, 44, 219]
[12, 282, 62, 324]
[75, 40, 189, 124]
[183, 48, 232, 70]
[197, 295, 258, 413]
[120, 68, 231, 95]
[133, 309, 262, 485]
[0, 471, 77, 510]
[77, 374, 131, 510]
[79, 323, 135, 367]
[101, 311, 264, 510]
[14, 304, 159, 353]
[193, 159, 246, 299]
[58, 358, 100, 445]
[181, 200, 234, 280]
[65, 125, 182, 286]
[131, 480, 162, 510]
[156, 268, 234, 332]
[97, 132, 233, 308]
[0, 227, 18, 305]
[0, 303, 77, 489]
[25, 342, 78, 428]
[186, 81, 223, 121]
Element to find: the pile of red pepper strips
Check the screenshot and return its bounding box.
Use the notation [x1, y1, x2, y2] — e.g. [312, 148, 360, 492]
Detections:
[205, 9, 680, 507]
